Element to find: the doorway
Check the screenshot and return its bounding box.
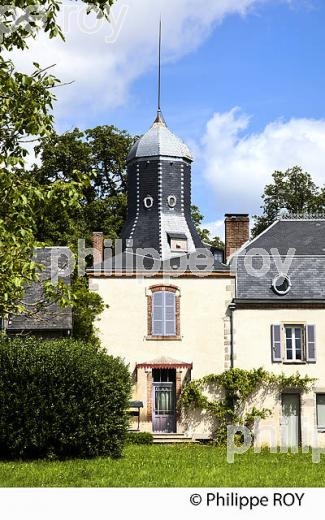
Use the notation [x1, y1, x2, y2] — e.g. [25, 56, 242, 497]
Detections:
[281, 393, 301, 448]
[152, 369, 176, 433]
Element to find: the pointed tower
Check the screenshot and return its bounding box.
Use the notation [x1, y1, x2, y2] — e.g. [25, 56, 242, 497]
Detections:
[120, 22, 205, 260]
[120, 113, 204, 260]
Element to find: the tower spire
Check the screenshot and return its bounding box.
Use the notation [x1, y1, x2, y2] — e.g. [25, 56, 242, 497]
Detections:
[158, 16, 162, 113]
[154, 17, 166, 125]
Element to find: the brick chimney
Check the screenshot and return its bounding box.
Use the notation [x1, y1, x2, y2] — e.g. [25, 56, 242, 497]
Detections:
[92, 232, 104, 266]
[225, 214, 249, 262]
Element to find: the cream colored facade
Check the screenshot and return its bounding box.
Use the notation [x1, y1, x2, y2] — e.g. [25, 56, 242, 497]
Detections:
[89, 274, 235, 434]
[234, 308, 325, 447]
[89, 272, 325, 445]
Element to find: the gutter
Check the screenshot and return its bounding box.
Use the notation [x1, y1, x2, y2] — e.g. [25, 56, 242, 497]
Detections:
[228, 301, 236, 369]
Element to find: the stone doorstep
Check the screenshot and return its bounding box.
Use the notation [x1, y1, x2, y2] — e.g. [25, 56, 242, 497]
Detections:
[152, 433, 205, 444]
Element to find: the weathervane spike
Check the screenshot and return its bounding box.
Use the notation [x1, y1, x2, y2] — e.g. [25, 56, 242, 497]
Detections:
[158, 16, 162, 113]
[154, 17, 166, 125]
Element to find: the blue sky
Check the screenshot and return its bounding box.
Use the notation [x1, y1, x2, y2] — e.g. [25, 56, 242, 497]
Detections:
[14, 0, 325, 237]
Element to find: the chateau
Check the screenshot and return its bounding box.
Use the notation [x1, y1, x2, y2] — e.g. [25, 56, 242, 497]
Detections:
[87, 108, 325, 448]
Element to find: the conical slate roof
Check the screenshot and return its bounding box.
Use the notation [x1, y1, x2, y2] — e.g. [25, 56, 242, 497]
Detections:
[127, 112, 193, 162]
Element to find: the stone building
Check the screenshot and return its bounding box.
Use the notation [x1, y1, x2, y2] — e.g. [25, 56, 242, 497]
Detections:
[88, 108, 325, 446]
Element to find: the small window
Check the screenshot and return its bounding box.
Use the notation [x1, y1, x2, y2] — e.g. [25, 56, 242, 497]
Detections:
[167, 195, 177, 208]
[143, 195, 154, 209]
[285, 325, 304, 361]
[316, 394, 325, 429]
[167, 232, 188, 252]
[171, 238, 187, 252]
[272, 274, 291, 295]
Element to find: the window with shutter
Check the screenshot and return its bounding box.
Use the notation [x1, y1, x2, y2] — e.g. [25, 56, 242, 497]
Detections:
[271, 323, 316, 364]
[152, 292, 165, 336]
[149, 288, 179, 339]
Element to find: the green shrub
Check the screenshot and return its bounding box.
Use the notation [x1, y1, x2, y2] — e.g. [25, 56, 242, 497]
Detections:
[126, 432, 153, 445]
[0, 337, 131, 460]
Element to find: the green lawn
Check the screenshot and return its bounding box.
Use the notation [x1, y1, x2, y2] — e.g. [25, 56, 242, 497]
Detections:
[0, 445, 324, 487]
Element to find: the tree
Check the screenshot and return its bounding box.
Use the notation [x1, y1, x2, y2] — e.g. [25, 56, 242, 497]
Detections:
[0, 166, 89, 316]
[32, 126, 135, 246]
[0, 1, 116, 316]
[252, 166, 325, 237]
[191, 205, 225, 250]
[71, 276, 107, 344]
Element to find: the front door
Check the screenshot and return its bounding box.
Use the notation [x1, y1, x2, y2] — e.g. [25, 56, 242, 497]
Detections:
[152, 369, 176, 433]
[281, 393, 301, 449]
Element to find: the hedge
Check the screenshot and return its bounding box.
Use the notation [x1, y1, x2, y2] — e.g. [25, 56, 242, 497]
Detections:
[126, 432, 153, 445]
[0, 337, 131, 460]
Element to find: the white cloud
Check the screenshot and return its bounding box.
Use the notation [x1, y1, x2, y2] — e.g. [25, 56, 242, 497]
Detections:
[9, 0, 274, 127]
[201, 108, 325, 216]
[204, 219, 225, 239]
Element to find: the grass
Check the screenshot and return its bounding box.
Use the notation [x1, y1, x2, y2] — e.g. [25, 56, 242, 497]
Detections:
[0, 445, 324, 487]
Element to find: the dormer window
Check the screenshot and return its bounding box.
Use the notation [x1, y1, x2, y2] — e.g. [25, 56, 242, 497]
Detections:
[167, 233, 188, 252]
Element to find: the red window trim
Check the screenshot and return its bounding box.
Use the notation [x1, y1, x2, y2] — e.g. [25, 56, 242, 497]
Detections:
[147, 285, 181, 340]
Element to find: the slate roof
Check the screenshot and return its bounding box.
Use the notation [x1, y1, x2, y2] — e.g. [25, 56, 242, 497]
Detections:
[244, 219, 325, 255]
[127, 114, 193, 162]
[7, 247, 72, 332]
[234, 218, 325, 301]
[88, 249, 229, 275]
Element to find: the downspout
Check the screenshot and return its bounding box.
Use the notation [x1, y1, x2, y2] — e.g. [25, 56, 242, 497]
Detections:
[228, 301, 236, 369]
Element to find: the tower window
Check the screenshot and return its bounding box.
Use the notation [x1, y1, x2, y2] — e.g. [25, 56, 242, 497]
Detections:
[167, 232, 188, 252]
[143, 195, 154, 209]
[167, 195, 177, 208]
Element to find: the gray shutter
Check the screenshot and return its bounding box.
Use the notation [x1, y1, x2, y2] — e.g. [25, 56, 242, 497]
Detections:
[152, 292, 164, 336]
[271, 325, 282, 362]
[164, 292, 176, 336]
[306, 325, 316, 363]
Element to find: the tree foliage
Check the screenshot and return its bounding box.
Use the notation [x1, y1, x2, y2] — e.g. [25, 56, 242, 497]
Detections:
[252, 166, 325, 237]
[71, 276, 107, 343]
[32, 126, 135, 245]
[0, 1, 115, 317]
[191, 205, 224, 250]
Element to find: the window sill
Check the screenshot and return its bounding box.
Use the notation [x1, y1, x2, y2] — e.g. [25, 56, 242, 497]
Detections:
[282, 361, 307, 365]
[146, 335, 182, 341]
[317, 428, 325, 433]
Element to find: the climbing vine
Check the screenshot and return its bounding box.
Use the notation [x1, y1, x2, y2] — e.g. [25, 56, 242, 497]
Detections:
[179, 368, 316, 445]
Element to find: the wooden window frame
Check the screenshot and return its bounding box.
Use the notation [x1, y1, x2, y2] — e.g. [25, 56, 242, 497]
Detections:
[278, 322, 306, 364]
[284, 324, 305, 363]
[146, 285, 181, 341]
